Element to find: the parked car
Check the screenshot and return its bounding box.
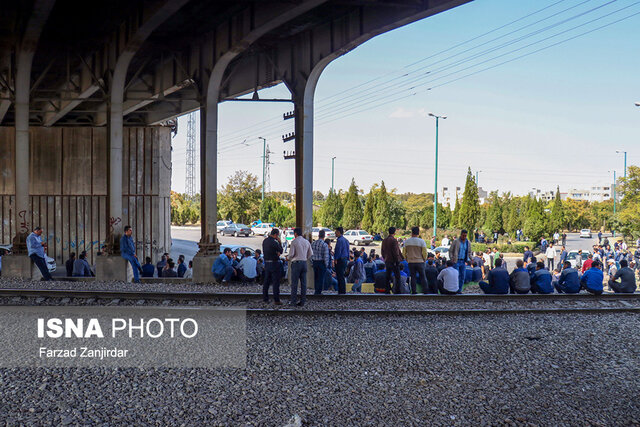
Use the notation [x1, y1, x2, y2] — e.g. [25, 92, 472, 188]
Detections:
[251, 223, 274, 236]
[580, 229, 592, 238]
[344, 230, 373, 246]
[216, 220, 233, 233]
[312, 227, 336, 241]
[567, 250, 591, 269]
[0, 244, 57, 273]
[428, 246, 449, 261]
[221, 223, 251, 237]
[220, 245, 256, 258]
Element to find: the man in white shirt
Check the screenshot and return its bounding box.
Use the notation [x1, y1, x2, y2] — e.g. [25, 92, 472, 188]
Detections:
[545, 243, 557, 270]
[441, 234, 450, 248]
[436, 260, 460, 294]
[237, 254, 257, 282]
[287, 227, 313, 306]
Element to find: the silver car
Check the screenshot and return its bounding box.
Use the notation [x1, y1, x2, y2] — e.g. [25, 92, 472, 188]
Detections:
[221, 223, 251, 237]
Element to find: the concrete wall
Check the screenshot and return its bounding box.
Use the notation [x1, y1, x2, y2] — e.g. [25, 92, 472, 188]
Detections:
[0, 127, 171, 265]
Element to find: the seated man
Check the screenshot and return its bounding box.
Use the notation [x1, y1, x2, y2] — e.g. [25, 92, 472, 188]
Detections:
[464, 262, 473, 284]
[509, 259, 531, 294]
[72, 251, 94, 277]
[580, 260, 604, 295]
[237, 252, 258, 282]
[479, 258, 510, 294]
[163, 261, 178, 277]
[609, 259, 636, 293]
[471, 261, 483, 283]
[526, 256, 537, 276]
[436, 260, 460, 295]
[556, 261, 581, 294]
[530, 261, 554, 294]
[141, 257, 155, 277]
[211, 248, 235, 283]
[424, 254, 439, 294]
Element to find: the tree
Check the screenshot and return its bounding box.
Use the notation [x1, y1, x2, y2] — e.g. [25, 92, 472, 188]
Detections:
[342, 178, 363, 229]
[259, 197, 280, 223]
[361, 186, 377, 232]
[458, 167, 481, 232]
[549, 186, 564, 232]
[319, 190, 343, 228]
[484, 191, 502, 235]
[373, 181, 392, 234]
[218, 170, 261, 224]
[617, 165, 640, 237]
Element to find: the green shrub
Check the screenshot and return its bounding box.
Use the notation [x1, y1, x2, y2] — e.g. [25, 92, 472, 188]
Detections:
[470, 242, 536, 254]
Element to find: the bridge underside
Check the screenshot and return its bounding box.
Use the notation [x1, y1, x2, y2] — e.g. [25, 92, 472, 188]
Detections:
[0, 0, 469, 281]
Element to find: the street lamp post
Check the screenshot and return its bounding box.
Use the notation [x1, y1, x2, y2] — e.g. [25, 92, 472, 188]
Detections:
[428, 112, 447, 237]
[609, 170, 617, 237]
[616, 150, 627, 179]
[331, 157, 336, 193]
[476, 170, 482, 186]
[259, 137, 267, 201]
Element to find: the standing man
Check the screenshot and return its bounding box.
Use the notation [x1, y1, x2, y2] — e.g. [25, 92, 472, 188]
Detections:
[120, 225, 141, 283]
[561, 232, 567, 246]
[598, 231, 603, 245]
[545, 243, 556, 270]
[177, 255, 187, 277]
[311, 229, 330, 295]
[334, 227, 350, 294]
[559, 245, 568, 265]
[523, 246, 534, 265]
[402, 226, 428, 294]
[262, 229, 284, 304]
[540, 237, 548, 254]
[27, 227, 53, 281]
[288, 228, 313, 306]
[381, 227, 403, 294]
[448, 229, 471, 293]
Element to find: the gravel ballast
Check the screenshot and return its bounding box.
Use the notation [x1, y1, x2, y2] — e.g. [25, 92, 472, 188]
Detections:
[1, 312, 639, 425]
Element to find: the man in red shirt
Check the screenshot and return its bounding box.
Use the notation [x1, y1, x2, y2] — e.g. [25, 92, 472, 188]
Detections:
[581, 253, 594, 273]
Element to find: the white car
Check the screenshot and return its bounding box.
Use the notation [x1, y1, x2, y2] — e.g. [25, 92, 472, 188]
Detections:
[216, 220, 233, 233]
[344, 230, 373, 246]
[312, 227, 336, 241]
[428, 246, 450, 261]
[0, 244, 56, 273]
[580, 229, 592, 238]
[567, 250, 591, 269]
[251, 223, 273, 236]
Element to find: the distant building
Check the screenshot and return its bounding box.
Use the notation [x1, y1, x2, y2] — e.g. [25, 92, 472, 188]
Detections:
[533, 185, 613, 203]
[441, 186, 487, 209]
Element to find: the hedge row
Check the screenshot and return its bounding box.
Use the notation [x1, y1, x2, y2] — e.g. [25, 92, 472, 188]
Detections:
[469, 242, 537, 254]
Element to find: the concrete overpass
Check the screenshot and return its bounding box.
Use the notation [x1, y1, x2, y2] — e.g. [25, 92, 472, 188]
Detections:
[0, 0, 470, 281]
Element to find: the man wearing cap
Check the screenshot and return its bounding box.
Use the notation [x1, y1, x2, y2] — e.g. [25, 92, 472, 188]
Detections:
[26, 226, 53, 281]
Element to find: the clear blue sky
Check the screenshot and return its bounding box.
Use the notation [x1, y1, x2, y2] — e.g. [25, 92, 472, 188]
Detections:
[171, 0, 640, 197]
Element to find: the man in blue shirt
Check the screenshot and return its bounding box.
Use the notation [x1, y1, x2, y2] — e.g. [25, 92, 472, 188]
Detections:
[141, 257, 155, 277]
[72, 251, 94, 277]
[581, 260, 604, 295]
[334, 227, 350, 294]
[27, 226, 53, 281]
[556, 261, 581, 293]
[530, 262, 554, 294]
[479, 258, 510, 294]
[448, 230, 471, 293]
[120, 225, 141, 283]
[523, 246, 534, 265]
[177, 255, 187, 277]
[212, 248, 235, 283]
[559, 246, 568, 265]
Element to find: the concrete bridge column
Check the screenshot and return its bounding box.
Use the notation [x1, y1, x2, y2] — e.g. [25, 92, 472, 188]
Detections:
[291, 61, 329, 289]
[3, 0, 55, 279]
[191, 96, 221, 283]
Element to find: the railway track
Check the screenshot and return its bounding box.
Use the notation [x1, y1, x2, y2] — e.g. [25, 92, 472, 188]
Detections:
[0, 288, 638, 315]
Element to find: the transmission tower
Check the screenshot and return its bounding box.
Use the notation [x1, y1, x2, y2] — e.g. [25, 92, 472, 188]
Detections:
[265, 144, 273, 193]
[185, 112, 197, 197]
